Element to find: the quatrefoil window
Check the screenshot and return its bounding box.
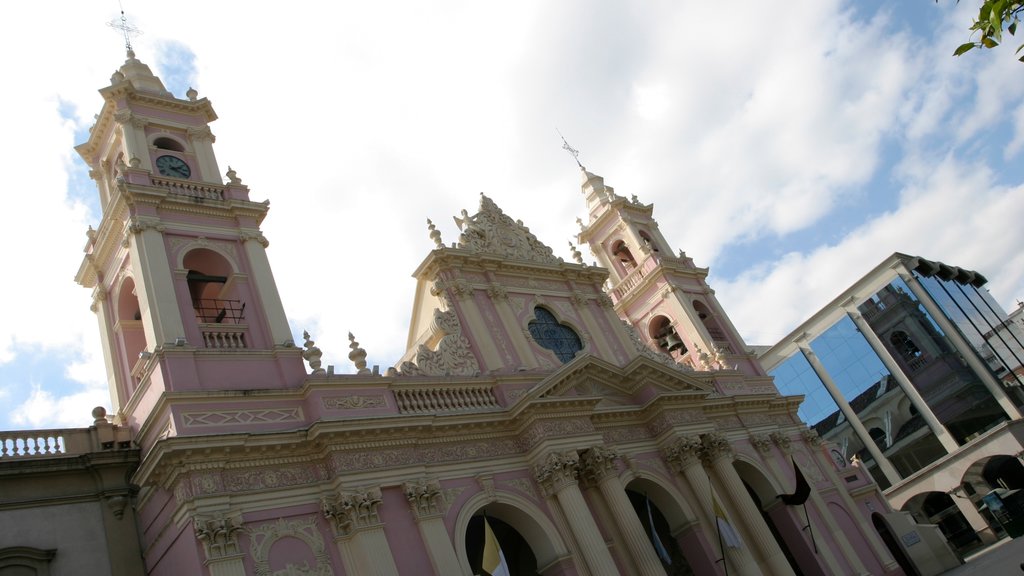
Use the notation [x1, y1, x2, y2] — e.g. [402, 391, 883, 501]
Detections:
[528, 307, 583, 363]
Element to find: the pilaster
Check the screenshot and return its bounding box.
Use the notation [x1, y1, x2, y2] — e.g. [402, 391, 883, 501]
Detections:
[404, 479, 461, 575]
[194, 512, 246, 576]
[322, 487, 399, 576]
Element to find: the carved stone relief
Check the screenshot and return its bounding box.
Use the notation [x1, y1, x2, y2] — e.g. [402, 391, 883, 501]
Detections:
[399, 309, 480, 376]
[250, 515, 334, 576]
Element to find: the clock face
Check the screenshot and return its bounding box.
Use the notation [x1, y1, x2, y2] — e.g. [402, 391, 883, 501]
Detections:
[155, 155, 191, 179]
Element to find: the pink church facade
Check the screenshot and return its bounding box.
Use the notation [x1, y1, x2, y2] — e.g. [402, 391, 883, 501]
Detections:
[0, 51, 961, 576]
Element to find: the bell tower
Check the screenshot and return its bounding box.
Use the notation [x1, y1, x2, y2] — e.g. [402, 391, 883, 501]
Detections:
[74, 51, 303, 439]
[576, 168, 764, 375]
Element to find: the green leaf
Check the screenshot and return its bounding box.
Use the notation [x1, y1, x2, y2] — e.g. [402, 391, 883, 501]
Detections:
[955, 42, 977, 56]
[1010, 21, 1018, 35]
[982, 36, 1000, 48]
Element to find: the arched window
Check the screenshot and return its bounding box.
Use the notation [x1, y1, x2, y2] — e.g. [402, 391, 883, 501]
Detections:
[638, 230, 659, 252]
[528, 307, 582, 363]
[649, 315, 686, 355]
[183, 249, 244, 324]
[889, 331, 922, 362]
[693, 301, 726, 342]
[153, 136, 185, 152]
[611, 240, 637, 270]
[869, 427, 888, 450]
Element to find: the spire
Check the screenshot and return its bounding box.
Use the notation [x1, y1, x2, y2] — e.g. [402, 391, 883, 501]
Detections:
[114, 51, 172, 96]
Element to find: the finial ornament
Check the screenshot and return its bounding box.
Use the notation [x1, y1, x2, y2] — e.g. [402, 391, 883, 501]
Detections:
[427, 219, 443, 248]
[302, 330, 326, 375]
[107, 10, 142, 53]
[226, 167, 242, 185]
[568, 241, 584, 265]
[348, 332, 370, 374]
[556, 128, 584, 169]
[186, 87, 198, 101]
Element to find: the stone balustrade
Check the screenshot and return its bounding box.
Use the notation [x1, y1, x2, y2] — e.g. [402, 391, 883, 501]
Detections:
[152, 176, 225, 201]
[394, 384, 499, 414]
[0, 421, 131, 460]
[200, 323, 248, 349]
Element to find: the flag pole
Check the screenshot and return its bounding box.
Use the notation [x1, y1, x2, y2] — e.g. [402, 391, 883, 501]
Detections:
[707, 470, 730, 576]
[802, 503, 818, 553]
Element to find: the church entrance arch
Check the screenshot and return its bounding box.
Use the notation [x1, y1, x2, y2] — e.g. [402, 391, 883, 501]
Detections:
[733, 460, 825, 576]
[457, 498, 570, 576]
[624, 476, 708, 576]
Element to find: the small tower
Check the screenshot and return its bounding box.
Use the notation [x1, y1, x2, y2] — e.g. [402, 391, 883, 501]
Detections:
[576, 168, 763, 375]
[74, 51, 303, 442]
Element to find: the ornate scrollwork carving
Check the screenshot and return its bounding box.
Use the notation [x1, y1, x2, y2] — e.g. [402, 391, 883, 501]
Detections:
[579, 445, 619, 484]
[750, 434, 773, 454]
[399, 309, 480, 376]
[486, 283, 508, 300]
[663, 435, 702, 472]
[770, 432, 793, 454]
[187, 125, 216, 143]
[194, 512, 244, 560]
[802, 428, 824, 446]
[454, 194, 560, 265]
[534, 450, 580, 495]
[321, 487, 383, 537]
[699, 433, 734, 465]
[404, 479, 444, 520]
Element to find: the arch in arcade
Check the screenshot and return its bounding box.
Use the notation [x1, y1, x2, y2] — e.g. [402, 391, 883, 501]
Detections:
[456, 491, 571, 576]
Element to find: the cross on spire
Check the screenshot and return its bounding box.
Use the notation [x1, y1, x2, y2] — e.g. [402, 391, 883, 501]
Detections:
[107, 9, 142, 53]
[557, 128, 583, 169]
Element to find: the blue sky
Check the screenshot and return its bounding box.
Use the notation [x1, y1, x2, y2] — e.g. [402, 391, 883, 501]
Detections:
[1, 1, 1023, 430]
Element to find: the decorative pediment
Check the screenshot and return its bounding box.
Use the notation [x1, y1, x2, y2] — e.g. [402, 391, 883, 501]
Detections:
[524, 355, 711, 409]
[454, 194, 560, 265]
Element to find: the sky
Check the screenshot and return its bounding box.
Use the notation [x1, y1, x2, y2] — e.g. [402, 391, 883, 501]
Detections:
[1, 1, 1023, 431]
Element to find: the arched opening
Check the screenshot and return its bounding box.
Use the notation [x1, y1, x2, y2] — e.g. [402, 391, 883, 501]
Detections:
[871, 513, 920, 576]
[902, 491, 982, 555]
[965, 455, 1024, 538]
[734, 460, 825, 576]
[464, 505, 549, 576]
[638, 230, 660, 253]
[693, 300, 727, 342]
[115, 277, 147, 394]
[611, 240, 637, 271]
[649, 315, 687, 357]
[183, 248, 244, 324]
[868, 427, 888, 450]
[624, 487, 696, 575]
[889, 331, 922, 363]
[152, 136, 185, 152]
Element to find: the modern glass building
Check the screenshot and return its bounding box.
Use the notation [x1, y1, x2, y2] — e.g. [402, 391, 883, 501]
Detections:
[759, 253, 1024, 555]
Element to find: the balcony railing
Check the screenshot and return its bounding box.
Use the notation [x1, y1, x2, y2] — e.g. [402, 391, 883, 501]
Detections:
[152, 176, 225, 201]
[193, 299, 245, 324]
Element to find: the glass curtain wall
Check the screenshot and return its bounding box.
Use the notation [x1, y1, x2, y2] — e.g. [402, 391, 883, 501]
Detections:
[858, 277, 1008, 444]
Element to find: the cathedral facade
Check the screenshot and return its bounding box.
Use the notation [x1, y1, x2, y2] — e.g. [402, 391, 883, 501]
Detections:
[0, 51, 954, 576]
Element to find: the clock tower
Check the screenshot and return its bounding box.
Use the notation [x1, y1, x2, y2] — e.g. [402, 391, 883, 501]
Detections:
[74, 50, 304, 448]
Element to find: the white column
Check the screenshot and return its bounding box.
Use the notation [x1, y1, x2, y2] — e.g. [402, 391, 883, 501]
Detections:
[845, 305, 961, 453]
[798, 342, 902, 484]
[405, 480, 462, 575]
[702, 433, 795, 576]
[664, 436, 759, 576]
[535, 450, 619, 576]
[580, 446, 666, 576]
[897, 265, 1023, 420]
